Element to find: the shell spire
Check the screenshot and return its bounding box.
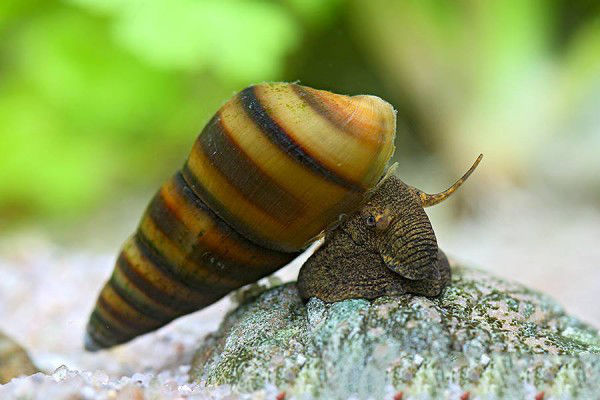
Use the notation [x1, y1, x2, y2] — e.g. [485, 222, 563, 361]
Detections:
[85, 83, 396, 350]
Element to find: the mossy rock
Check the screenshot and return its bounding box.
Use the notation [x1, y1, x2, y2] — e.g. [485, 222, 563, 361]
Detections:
[191, 265, 600, 399]
[0, 332, 38, 384]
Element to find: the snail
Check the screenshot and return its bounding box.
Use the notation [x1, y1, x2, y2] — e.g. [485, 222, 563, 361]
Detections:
[84, 82, 481, 351]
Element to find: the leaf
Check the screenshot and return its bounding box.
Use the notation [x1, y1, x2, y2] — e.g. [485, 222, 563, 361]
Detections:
[69, 0, 301, 81]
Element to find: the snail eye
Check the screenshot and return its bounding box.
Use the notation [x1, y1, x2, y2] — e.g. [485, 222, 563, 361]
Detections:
[366, 215, 376, 227]
[375, 214, 392, 232]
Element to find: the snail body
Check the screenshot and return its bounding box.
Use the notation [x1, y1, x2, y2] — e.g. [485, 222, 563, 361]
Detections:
[298, 155, 483, 301]
[85, 83, 397, 351]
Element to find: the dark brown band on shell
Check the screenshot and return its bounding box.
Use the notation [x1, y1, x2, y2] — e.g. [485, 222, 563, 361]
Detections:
[197, 114, 304, 225]
[239, 86, 363, 192]
[181, 163, 282, 251]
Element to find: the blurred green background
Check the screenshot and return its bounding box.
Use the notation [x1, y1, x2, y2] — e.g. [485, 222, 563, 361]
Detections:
[1, 0, 599, 237]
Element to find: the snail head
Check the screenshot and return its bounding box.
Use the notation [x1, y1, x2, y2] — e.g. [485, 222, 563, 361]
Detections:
[341, 154, 482, 280]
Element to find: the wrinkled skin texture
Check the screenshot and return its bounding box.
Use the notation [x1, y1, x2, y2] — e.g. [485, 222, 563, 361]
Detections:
[298, 175, 451, 302]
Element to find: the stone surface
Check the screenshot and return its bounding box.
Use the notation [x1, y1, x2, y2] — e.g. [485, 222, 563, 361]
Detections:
[191, 265, 600, 399]
[0, 332, 38, 384]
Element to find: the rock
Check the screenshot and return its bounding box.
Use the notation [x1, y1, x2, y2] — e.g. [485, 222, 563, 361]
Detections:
[0, 332, 38, 384]
[191, 265, 600, 399]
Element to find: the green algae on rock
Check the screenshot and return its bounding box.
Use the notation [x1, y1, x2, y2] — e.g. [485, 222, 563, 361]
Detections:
[0, 332, 38, 384]
[191, 265, 600, 399]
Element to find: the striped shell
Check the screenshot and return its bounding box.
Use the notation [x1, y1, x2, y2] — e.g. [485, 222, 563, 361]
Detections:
[85, 83, 396, 350]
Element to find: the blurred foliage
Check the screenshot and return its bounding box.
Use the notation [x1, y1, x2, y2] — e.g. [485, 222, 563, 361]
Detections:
[344, 0, 600, 202]
[0, 0, 598, 228]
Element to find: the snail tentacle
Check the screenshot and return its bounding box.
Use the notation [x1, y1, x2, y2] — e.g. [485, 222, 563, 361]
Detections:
[417, 154, 483, 207]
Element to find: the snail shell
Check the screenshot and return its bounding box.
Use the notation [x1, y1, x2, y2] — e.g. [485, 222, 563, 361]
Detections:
[0, 332, 38, 383]
[85, 83, 396, 350]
